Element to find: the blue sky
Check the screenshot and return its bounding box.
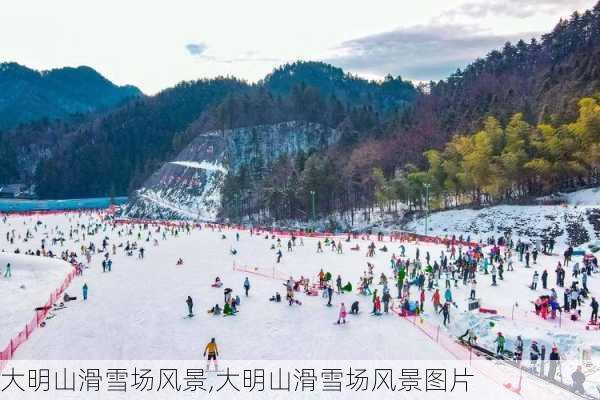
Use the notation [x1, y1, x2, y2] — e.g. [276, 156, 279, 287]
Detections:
[1, 0, 595, 94]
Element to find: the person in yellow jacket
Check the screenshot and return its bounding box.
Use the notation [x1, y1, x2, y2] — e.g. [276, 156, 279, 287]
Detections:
[203, 338, 219, 371]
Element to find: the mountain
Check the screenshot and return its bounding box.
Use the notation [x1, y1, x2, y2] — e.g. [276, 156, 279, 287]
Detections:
[0, 62, 142, 131]
[6, 2, 600, 223]
[5, 62, 416, 198]
[262, 61, 417, 113]
[125, 121, 339, 220]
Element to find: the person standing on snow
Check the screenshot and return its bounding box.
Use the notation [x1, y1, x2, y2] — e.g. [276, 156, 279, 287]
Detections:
[186, 296, 194, 317]
[326, 285, 334, 306]
[336, 275, 343, 294]
[439, 302, 450, 326]
[337, 303, 347, 324]
[4, 263, 11, 278]
[203, 338, 219, 371]
[243, 277, 250, 297]
[591, 297, 599, 324]
[531, 271, 539, 290]
[495, 332, 506, 357]
[82, 283, 88, 301]
[432, 289, 442, 313]
[541, 270, 548, 289]
[547, 346, 560, 381]
[383, 291, 391, 313]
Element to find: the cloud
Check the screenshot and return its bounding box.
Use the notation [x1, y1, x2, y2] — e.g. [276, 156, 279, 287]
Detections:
[326, 24, 538, 82]
[185, 42, 208, 56]
[443, 0, 591, 19]
[185, 45, 281, 64]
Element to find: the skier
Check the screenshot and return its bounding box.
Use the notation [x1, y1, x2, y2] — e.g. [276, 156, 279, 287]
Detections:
[591, 297, 598, 324]
[186, 296, 194, 317]
[4, 263, 11, 278]
[82, 283, 88, 301]
[531, 271, 539, 290]
[243, 277, 250, 297]
[350, 301, 359, 314]
[203, 338, 219, 371]
[337, 302, 347, 324]
[439, 302, 450, 326]
[276, 250, 282, 263]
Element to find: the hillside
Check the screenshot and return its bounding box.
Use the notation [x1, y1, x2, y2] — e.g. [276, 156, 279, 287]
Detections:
[0, 62, 141, 131]
[5, 62, 416, 198]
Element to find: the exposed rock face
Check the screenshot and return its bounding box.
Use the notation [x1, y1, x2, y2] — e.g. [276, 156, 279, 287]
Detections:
[125, 121, 339, 220]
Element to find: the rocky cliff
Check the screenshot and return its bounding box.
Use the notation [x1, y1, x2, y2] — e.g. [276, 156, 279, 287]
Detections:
[124, 121, 339, 220]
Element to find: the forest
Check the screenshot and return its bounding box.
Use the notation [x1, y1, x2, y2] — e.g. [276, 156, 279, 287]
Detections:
[1, 2, 600, 225]
[220, 3, 600, 222]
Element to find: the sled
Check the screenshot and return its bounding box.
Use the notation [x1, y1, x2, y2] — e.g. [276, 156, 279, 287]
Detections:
[478, 307, 498, 315]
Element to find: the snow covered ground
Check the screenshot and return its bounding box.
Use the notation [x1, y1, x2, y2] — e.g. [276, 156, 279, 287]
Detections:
[0, 252, 70, 346]
[406, 188, 600, 249]
[0, 211, 596, 399]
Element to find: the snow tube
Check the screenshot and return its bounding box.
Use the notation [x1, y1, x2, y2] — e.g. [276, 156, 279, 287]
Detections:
[342, 282, 353, 292]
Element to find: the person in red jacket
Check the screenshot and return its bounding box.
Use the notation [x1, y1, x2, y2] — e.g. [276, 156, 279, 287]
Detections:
[420, 288, 426, 312]
[373, 295, 382, 315]
[432, 289, 442, 313]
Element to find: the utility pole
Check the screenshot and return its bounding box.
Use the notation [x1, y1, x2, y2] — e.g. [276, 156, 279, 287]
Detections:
[423, 183, 431, 235]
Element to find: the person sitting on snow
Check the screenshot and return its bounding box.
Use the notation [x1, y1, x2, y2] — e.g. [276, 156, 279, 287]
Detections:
[223, 301, 236, 316]
[269, 292, 282, 302]
[350, 301, 359, 314]
[208, 304, 222, 315]
[63, 292, 77, 302]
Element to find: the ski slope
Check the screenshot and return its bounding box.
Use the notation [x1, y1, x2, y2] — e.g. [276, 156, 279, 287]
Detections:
[0, 212, 594, 399]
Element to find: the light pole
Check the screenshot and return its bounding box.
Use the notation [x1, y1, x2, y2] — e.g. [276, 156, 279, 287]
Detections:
[423, 183, 431, 235]
[310, 190, 316, 221]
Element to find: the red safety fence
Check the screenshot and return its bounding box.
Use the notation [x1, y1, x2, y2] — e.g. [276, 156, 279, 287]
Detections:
[0, 264, 77, 372]
[113, 216, 488, 248]
[390, 301, 472, 361]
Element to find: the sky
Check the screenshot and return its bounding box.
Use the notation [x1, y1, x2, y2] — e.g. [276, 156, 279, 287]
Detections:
[0, 0, 596, 94]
